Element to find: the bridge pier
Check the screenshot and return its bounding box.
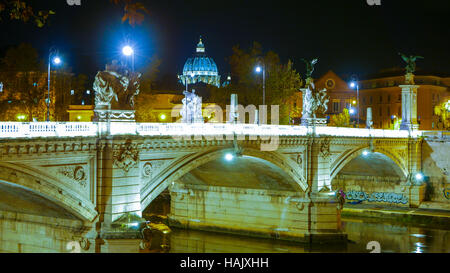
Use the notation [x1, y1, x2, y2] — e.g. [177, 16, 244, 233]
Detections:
[94, 137, 145, 241]
[168, 183, 346, 244]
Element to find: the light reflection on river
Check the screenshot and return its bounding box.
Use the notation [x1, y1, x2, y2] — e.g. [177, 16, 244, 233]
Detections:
[1, 217, 449, 253]
[163, 217, 450, 253]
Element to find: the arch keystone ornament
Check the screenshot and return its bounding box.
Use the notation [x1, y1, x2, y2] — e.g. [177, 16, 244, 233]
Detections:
[113, 140, 139, 172]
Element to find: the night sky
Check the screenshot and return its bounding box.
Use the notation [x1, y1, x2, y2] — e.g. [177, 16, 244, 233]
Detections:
[0, 0, 449, 84]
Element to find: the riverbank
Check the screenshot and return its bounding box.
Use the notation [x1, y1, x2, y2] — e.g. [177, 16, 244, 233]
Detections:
[342, 203, 450, 229]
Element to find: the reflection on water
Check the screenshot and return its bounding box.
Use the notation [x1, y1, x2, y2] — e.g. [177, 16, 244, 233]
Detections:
[165, 217, 450, 253]
[1, 217, 449, 253]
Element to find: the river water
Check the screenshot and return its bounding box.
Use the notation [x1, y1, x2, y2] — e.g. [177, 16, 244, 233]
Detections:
[1, 216, 449, 253]
[146, 217, 449, 253]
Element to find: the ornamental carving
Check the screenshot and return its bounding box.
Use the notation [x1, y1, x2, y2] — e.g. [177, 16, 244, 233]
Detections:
[296, 154, 303, 165]
[113, 140, 139, 173]
[320, 139, 331, 158]
[58, 165, 87, 187]
[141, 160, 173, 181]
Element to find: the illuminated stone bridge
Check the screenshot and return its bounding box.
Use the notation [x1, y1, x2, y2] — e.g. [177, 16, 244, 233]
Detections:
[0, 122, 429, 252]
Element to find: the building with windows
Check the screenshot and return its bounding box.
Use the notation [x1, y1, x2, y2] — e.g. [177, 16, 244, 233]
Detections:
[314, 71, 450, 130]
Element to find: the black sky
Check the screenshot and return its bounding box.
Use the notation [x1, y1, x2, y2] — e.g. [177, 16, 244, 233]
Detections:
[0, 0, 449, 82]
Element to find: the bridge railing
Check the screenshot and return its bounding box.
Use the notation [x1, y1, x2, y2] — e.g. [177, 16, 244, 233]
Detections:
[0, 122, 98, 138]
[422, 131, 450, 140]
[0, 122, 424, 139]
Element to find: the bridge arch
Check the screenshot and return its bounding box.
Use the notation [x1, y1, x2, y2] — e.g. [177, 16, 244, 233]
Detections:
[330, 145, 408, 181]
[0, 163, 97, 222]
[141, 147, 308, 210]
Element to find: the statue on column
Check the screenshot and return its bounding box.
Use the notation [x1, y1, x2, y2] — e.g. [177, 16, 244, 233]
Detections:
[301, 58, 318, 80]
[300, 58, 329, 126]
[181, 89, 203, 123]
[399, 53, 423, 84]
[93, 60, 141, 121]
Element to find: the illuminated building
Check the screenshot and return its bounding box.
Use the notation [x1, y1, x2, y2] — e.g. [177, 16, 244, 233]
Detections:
[314, 70, 450, 130]
[178, 37, 221, 88]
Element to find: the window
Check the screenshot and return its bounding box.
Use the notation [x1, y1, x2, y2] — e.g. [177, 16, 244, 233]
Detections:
[388, 94, 391, 103]
[333, 100, 340, 113]
[369, 96, 373, 105]
[363, 97, 366, 105]
[379, 95, 383, 103]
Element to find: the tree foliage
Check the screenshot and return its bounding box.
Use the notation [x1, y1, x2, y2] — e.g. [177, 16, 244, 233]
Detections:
[135, 55, 161, 122]
[0, 0, 148, 27]
[329, 108, 351, 127]
[209, 42, 303, 124]
[434, 99, 450, 130]
[0, 0, 55, 27]
[0, 43, 87, 121]
[0, 43, 46, 121]
[111, 0, 149, 27]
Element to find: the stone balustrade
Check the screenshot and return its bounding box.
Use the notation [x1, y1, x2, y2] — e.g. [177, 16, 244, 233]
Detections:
[0, 122, 424, 139]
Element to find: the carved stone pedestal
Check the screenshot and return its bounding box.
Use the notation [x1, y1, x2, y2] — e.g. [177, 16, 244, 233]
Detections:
[94, 108, 136, 122]
[301, 118, 328, 127]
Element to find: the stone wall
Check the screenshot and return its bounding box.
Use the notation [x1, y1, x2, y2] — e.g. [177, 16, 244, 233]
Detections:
[168, 183, 345, 244]
[422, 139, 450, 205]
[332, 174, 410, 207]
[0, 211, 87, 253]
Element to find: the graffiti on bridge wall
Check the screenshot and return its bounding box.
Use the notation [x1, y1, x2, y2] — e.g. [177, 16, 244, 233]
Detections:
[346, 190, 408, 204]
[444, 184, 450, 200]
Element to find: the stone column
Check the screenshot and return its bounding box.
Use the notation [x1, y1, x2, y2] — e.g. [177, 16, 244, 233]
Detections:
[306, 138, 332, 193]
[400, 82, 419, 130]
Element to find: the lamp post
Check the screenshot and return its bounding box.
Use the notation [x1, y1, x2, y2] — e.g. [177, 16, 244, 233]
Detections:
[349, 75, 360, 127]
[47, 48, 62, 122]
[255, 60, 266, 106]
[122, 45, 135, 71]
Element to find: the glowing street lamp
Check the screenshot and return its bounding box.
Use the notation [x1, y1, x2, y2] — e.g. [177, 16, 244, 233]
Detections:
[17, 114, 26, 121]
[122, 45, 134, 56]
[47, 48, 63, 122]
[225, 153, 234, 161]
[53, 57, 61, 65]
[415, 172, 424, 182]
[122, 45, 135, 71]
[255, 59, 266, 106]
[349, 75, 360, 127]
